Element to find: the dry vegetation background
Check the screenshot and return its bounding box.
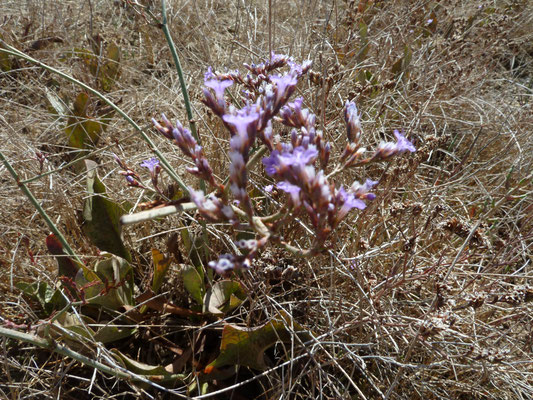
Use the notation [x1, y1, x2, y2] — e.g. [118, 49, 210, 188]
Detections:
[1, 0, 532, 399]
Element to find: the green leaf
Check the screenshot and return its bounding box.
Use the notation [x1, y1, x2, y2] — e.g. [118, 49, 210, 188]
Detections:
[93, 325, 136, 343]
[0, 36, 12, 71]
[75, 47, 98, 76]
[100, 42, 121, 92]
[206, 311, 312, 371]
[111, 349, 186, 386]
[357, 21, 370, 62]
[93, 253, 134, 308]
[52, 313, 135, 344]
[83, 160, 131, 262]
[65, 92, 103, 150]
[152, 249, 171, 293]
[16, 281, 67, 315]
[181, 264, 205, 305]
[74, 262, 105, 302]
[391, 45, 412, 79]
[203, 280, 246, 315]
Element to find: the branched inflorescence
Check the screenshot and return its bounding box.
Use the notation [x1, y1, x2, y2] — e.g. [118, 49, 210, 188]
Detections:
[151, 53, 415, 275]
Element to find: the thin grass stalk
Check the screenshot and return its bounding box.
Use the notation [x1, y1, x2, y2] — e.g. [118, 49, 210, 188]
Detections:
[0, 42, 188, 193]
[0, 326, 184, 394]
[159, 0, 207, 192]
[159, 0, 210, 261]
[0, 150, 81, 263]
[160, 0, 199, 145]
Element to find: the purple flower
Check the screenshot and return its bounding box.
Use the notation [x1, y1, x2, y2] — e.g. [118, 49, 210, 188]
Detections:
[277, 181, 302, 207]
[223, 111, 260, 140]
[189, 188, 235, 222]
[263, 150, 280, 176]
[204, 66, 215, 81]
[337, 186, 366, 218]
[235, 239, 258, 250]
[205, 78, 233, 102]
[208, 254, 236, 275]
[393, 130, 416, 153]
[140, 157, 160, 173]
[351, 179, 378, 201]
[263, 145, 318, 178]
[270, 73, 298, 104]
[344, 101, 362, 143]
[279, 145, 318, 167]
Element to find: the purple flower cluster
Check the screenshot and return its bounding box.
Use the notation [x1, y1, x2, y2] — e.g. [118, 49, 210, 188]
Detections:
[189, 188, 235, 223]
[152, 114, 217, 187]
[208, 236, 267, 275]
[149, 54, 416, 275]
[373, 130, 416, 160]
[344, 101, 362, 144]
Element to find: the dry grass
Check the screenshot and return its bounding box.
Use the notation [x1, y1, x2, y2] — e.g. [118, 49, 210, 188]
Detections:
[1, 0, 532, 399]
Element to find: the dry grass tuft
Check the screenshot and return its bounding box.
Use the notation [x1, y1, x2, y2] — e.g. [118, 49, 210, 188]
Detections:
[1, 0, 532, 399]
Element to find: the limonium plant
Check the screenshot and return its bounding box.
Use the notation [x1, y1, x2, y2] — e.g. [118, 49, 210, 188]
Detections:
[151, 53, 415, 275]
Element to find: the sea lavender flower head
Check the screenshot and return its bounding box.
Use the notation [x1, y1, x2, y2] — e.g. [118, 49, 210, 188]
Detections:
[152, 113, 174, 140]
[279, 145, 318, 168]
[393, 130, 416, 153]
[205, 77, 233, 102]
[263, 145, 318, 178]
[332, 186, 366, 225]
[189, 188, 235, 222]
[223, 109, 260, 148]
[269, 73, 298, 106]
[344, 101, 362, 143]
[140, 157, 160, 174]
[375, 131, 416, 159]
[276, 181, 302, 207]
[351, 178, 378, 201]
[208, 254, 236, 275]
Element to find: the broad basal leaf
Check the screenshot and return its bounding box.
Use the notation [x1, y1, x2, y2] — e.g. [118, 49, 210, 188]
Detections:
[181, 263, 205, 305]
[16, 281, 67, 315]
[203, 280, 246, 315]
[205, 311, 312, 371]
[93, 253, 134, 309]
[65, 92, 102, 150]
[83, 160, 131, 262]
[111, 349, 186, 386]
[99, 42, 121, 92]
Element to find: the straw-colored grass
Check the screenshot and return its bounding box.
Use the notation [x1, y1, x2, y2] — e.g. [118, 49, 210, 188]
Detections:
[1, 1, 532, 399]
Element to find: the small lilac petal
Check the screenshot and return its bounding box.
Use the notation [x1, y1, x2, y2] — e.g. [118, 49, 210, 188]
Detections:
[263, 151, 280, 176]
[279, 145, 318, 167]
[264, 184, 273, 192]
[205, 78, 233, 101]
[277, 181, 301, 206]
[277, 181, 301, 195]
[223, 112, 260, 138]
[364, 179, 378, 189]
[204, 67, 214, 81]
[208, 254, 235, 275]
[393, 130, 416, 153]
[140, 157, 160, 173]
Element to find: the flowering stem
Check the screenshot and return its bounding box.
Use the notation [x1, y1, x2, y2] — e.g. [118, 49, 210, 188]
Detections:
[0, 42, 188, 193]
[0, 150, 81, 263]
[222, 145, 269, 198]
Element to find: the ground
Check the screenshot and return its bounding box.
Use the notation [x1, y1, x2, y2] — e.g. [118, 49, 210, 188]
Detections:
[0, 1, 532, 399]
